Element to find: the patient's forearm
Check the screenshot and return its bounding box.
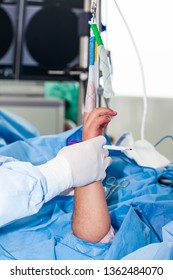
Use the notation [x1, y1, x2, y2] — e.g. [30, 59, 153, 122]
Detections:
[72, 181, 111, 243]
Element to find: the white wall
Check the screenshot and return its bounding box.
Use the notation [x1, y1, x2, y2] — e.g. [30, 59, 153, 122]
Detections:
[107, 96, 173, 161]
[101, 0, 173, 161]
[102, 0, 173, 98]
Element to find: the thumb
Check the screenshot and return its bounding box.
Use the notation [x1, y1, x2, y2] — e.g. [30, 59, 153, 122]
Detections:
[105, 156, 112, 169]
[95, 135, 107, 147]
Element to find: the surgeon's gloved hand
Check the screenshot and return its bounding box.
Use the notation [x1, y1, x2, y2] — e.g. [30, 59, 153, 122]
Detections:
[59, 135, 111, 187]
[37, 136, 111, 202]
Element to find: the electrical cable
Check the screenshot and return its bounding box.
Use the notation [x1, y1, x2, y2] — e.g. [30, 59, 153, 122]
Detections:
[154, 135, 173, 147]
[154, 135, 173, 160]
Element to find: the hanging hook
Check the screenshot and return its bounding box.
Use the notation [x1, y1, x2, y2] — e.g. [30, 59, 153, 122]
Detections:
[91, 0, 97, 17]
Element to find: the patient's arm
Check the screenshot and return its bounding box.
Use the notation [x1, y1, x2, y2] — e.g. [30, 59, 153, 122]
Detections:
[72, 108, 117, 242]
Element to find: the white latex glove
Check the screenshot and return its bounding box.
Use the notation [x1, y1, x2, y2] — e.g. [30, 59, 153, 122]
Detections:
[37, 136, 111, 202]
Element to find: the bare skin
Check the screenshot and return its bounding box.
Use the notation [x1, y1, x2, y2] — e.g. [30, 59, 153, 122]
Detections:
[72, 107, 117, 242]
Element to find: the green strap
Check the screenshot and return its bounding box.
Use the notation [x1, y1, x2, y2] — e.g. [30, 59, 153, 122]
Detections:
[90, 24, 103, 46]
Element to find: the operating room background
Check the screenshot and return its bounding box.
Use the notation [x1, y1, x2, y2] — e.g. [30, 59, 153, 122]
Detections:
[103, 0, 173, 161]
[0, 0, 172, 161]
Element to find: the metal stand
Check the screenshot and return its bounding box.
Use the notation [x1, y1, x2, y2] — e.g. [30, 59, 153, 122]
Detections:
[95, 0, 102, 108]
[77, 0, 109, 124]
[78, 0, 91, 125]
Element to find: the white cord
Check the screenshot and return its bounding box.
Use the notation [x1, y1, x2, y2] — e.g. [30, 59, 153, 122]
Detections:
[113, 0, 148, 140]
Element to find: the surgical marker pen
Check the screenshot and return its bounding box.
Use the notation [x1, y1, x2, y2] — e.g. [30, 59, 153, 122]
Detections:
[103, 145, 133, 151]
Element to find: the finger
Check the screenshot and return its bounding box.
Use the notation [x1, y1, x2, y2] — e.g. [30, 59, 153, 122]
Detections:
[96, 135, 107, 146]
[102, 149, 109, 158]
[86, 115, 111, 136]
[83, 115, 112, 140]
[86, 107, 117, 126]
[94, 115, 112, 128]
[105, 156, 112, 169]
[83, 111, 90, 124]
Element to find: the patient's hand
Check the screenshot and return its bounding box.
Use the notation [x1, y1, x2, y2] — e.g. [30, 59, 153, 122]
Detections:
[83, 107, 117, 141]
